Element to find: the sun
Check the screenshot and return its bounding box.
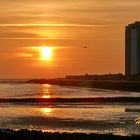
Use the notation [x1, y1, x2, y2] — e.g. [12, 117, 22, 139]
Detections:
[41, 47, 52, 60]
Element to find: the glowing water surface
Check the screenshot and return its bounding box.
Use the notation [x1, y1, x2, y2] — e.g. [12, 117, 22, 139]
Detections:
[0, 83, 140, 99]
[0, 83, 139, 136]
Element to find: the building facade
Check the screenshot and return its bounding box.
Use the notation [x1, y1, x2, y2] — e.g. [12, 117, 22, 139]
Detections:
[125, 22, 140, 76]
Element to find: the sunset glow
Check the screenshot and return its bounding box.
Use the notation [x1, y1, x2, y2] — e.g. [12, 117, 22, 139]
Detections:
[0, 0, 140, 137]
[0, 0, 140, 78]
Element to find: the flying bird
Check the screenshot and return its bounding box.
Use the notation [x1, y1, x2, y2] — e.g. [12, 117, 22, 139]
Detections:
[83, 46, 87, 48]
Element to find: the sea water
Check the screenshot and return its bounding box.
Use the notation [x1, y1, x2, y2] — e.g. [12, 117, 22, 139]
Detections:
[0, 81, 140, 136]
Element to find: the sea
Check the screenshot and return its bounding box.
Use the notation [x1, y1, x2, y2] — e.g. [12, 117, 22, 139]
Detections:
[0, 79, 140, 136]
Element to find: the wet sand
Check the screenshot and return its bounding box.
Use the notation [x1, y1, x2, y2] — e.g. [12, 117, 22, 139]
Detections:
[0, 129, 140, 140]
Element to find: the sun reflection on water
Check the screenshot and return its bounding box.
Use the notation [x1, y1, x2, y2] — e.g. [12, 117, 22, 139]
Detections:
[41, 108, 52, 114]
[42, 84, 51, 98]
[43, 84, 51, 87]
[42, 95, 51, 98]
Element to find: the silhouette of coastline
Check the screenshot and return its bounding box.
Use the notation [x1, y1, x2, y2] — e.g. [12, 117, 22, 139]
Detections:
[27, 76, 140, 92]
[0, 129, 139, 140]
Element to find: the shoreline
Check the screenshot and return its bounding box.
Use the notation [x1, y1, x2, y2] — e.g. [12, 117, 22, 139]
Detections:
[0, 129, 140, 140]
[27, 79, 140, 92]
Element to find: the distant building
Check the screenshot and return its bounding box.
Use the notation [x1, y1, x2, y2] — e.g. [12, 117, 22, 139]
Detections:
[65, 73, 124, 80]
[125, 21, 140, 76]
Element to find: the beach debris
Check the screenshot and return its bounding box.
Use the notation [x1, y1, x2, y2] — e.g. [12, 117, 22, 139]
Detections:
[135, 118, 140, 125]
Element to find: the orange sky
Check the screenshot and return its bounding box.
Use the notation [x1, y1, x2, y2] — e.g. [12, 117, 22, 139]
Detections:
[0, 0, 140, 78]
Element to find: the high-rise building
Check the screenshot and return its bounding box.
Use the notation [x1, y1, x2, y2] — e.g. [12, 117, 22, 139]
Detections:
[125, 21, 140, 76]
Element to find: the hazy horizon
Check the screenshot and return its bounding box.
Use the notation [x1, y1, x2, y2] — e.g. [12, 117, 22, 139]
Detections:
[1, 0, 140, 78]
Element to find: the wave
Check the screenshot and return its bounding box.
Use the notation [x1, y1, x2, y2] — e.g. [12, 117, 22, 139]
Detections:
[0, 97, 140, 103]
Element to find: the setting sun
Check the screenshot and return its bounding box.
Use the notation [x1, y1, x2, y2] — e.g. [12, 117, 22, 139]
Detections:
[41, 47, 52, 60]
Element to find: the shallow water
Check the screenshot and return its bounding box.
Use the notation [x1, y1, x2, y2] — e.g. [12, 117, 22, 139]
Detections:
[0, 83, 140, 99]
[0, 82, 140, 136]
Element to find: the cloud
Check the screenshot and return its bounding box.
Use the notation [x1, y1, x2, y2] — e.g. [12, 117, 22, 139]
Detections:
[0, 0, 140, 27]
[0, 23, 110, 27]
[0, 31, 40, 39]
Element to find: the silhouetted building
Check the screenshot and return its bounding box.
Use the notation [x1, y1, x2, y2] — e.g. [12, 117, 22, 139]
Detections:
[66, 73, 124, 80]
[125, 22, 140, 76]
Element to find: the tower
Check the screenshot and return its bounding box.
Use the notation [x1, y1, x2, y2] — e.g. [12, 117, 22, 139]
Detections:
[125, 22, 140, 76]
